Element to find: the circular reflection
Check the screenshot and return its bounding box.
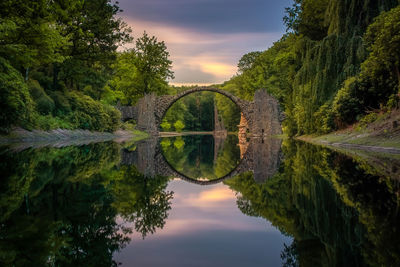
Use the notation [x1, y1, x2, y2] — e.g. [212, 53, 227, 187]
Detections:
[160, 135, 241, 180]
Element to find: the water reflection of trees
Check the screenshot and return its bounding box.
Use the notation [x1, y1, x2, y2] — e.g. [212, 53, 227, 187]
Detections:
[161, 135, 240, 180]
[225, 140, 400, 267]
[0, 143, 172, 266]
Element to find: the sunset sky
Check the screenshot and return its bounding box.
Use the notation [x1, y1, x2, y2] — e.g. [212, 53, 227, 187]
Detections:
[118, 0, 291, 85]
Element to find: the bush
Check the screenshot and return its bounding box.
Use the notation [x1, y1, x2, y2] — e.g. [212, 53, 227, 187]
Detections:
[332, 77, 362, 127]
[0, 57, 35, 133]
[357, 112, 378, 130]
[314, 102, 335, 134]
[35, 114, 74, 130]
[49, 91, 71, 114]
[66, 91, 121, 132]
[173, 120, 185, 132]
[28, 80, 55, 115]
[160, 120, 171, 131]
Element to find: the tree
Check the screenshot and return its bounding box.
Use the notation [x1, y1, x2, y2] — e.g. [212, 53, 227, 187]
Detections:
[107, 32, 174, 104]
[57, 0, 132, 93]
[283, 0, 302, 33]
[0, 0, 69, 72]
[0, 57, 35, 133]
[237, 51, 262, 73]
[362, 5, 400, 96]
[134, 32, 174, 95]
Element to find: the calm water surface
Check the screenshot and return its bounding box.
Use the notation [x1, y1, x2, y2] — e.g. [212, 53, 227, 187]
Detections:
[0, 135, 399, 266]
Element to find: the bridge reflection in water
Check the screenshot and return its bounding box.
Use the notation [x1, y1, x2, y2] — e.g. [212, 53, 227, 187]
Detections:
[121, 135, 282, 185]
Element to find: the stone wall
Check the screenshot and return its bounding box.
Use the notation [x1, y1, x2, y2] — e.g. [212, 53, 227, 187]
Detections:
[252, 89, 282, 136]
[135, 93, 158, 134]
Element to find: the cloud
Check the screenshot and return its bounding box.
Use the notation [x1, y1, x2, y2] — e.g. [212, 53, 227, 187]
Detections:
[172, 65, 219, 84]
[117, 0, 290, 83]
[118, 0, 291, 34]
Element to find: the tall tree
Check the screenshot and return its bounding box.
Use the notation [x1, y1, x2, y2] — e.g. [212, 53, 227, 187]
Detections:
[57, 0, 132, 93]
[134, 31, 174, 95]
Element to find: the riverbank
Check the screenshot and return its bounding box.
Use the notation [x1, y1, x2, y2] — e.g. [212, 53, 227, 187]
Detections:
[0, 128, 149, 150]
[297, 109, 400, 154]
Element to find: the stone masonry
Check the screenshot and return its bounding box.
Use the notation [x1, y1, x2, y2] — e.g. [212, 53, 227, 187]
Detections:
[117, 87, 283, 137]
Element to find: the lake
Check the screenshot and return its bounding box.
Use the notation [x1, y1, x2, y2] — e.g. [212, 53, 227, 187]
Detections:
[0, 135, 399, 266]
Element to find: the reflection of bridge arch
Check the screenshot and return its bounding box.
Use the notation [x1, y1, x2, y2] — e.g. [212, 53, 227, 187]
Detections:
[121, 137, 283, 185]
[154, 141, 253, 185]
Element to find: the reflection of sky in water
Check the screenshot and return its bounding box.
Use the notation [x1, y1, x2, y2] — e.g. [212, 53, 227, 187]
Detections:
[114, 180, 292, 266]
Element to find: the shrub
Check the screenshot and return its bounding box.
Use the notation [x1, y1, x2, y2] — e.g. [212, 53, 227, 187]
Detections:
[28, 80, 55, 115]
[50, 91, 71, 114]
[35, 114, 74, 130]
[160, 120, 171, 131]
[332, 77, 362, 127]
[314, 102, 335, 134]
[66, 91, 121, 132]
[173, 120, 185, 132]
[357, 112, 379, 130]
[0, 57, 35, 133]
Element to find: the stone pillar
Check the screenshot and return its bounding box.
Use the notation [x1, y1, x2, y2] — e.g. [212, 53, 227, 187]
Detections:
[136, 93, 158, 135]
[252, 89, 282, 136]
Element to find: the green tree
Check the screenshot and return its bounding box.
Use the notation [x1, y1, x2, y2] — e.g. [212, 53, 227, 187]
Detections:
[57, 0, 132, 94]
[361, 5, 400, 99]
[237, 51, 262, 73]
[0, 58, 35, 132]
[0, 0, 69, 73]
[134, 32, 174, 95]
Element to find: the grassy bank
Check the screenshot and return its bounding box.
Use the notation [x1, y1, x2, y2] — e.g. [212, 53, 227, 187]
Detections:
[297, 109, 400, 152]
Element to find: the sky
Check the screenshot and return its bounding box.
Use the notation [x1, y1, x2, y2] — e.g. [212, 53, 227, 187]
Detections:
[117, 0, 291, 85]
[114, 181, 292, 266]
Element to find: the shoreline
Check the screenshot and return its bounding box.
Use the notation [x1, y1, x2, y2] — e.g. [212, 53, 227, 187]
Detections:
[297, 135, 400, 154]
[0, 128, 149, 150]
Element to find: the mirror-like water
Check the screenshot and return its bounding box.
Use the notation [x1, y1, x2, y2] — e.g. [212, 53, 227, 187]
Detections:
[160, 135, 241, 180]
[0, 136, 399, 266]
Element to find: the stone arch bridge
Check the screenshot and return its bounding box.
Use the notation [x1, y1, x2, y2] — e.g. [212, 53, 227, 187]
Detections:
[121, 137, 282, 185]
[117, 87, 283, 136]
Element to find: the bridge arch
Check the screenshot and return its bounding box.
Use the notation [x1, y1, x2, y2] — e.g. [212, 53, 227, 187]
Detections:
[118, 88, 282, 136]
[154, 87, 253, 131]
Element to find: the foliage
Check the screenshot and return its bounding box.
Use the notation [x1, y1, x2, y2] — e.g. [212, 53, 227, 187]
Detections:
[134, 32, 174, 95]
[226, 140, 400, 266]
[0, 0, 144, 133]
[0, 57, 35, 133]
[66, 91, 121, 132]
[332, 76, 363, 125]
[173, 120, 185, 132]
[223, 0, 399, 136]
[162, 91, 220, 132]
[237, 51, 262, 73]
[105, 32, 174, 105]
[161, 135, 240, 180]
[356, 112, 379, 130]
[0, 1, 69, 69]
[110, 165, 173, 238]
[0, 142, 173, 264]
